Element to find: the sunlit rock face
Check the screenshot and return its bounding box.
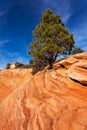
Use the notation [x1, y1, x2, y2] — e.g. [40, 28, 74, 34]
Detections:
[0, 68, 32, 102]
[0, 53, 87, 130]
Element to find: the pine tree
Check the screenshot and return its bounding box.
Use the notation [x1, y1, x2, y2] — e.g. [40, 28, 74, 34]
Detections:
[28, 9, 74, 74]
[71, 47, 84, 54]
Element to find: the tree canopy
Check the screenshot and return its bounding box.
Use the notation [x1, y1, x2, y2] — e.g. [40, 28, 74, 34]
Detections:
[28, 9, 75, 74]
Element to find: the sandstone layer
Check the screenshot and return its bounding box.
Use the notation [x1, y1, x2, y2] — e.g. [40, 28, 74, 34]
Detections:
[0, 53, 87, 130]
[0, 68, 32, 102]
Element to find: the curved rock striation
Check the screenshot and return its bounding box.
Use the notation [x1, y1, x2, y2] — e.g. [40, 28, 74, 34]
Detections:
[0, 68, 32, 102]
[0, 53, 87, 130]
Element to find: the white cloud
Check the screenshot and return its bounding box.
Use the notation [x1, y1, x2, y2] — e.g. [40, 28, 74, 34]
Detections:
[0, 52, 8, 69]
[0, 40, 10, 47]
[0, 50, 29, 69]
[72, 21, 87, 51]
[57, 0, 73, 23]
[0, 5, 9, 17]
[13, 0, 72, 24]
[74, 22, 87, 41]
[41, 0, 73, 24]
[0, 3, 14, 25]
[63, 13, 72, 23]
[0, 10, 7, 17]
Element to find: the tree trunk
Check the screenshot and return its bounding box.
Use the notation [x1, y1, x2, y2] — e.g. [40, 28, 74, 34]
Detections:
[49, 63, 53, 69]
[48, 60, 53, 69]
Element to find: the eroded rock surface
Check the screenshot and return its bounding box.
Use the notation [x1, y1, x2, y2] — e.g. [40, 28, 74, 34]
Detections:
[0, 68, 32, 102]
[0, 53, 87, 130]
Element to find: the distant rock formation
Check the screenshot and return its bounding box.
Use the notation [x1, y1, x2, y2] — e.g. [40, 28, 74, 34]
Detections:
[10, 62, 20, 69]
[0, 52, 87, 130]
[6, 62, 30, 69]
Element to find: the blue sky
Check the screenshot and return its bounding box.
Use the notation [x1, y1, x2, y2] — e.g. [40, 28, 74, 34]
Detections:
[0, 0, 87, 69]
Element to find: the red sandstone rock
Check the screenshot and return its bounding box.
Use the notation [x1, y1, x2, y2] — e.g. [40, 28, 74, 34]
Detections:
[0, 53, 87, 130]
[0, 68, 32, 102]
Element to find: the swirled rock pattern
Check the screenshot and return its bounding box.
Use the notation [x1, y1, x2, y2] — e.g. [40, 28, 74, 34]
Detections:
[0, 68, 32, 102]
[0, 53, 87, 130]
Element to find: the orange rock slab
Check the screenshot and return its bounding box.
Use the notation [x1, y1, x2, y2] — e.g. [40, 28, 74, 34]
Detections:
[0, 53, 87, 130]
[0, 68, 32, 102]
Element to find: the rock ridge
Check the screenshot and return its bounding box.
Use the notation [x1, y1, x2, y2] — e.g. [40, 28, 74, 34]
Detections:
[0, 52, 87, 130]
